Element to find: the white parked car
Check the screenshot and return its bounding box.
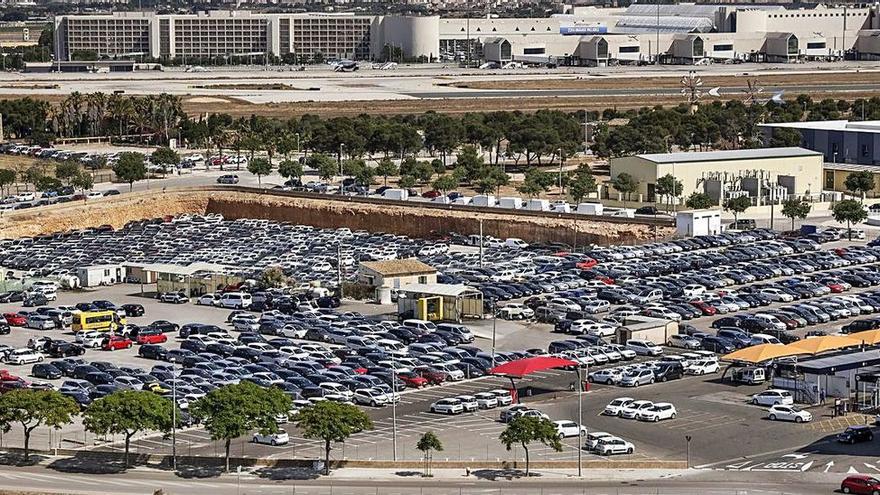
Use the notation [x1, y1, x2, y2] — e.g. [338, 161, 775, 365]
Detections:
[603, 397, 635, 416]
[430, 398, 464, 415]
[752, 389, 794, 406]
[584, 431, 614, 451]
[455, 395, 479, 412]
[76, 331, 105, 348]
[4, 348, 43, 365]
[489, 389, 514, 406]
[589, 368, 624, 385]
[353, 388, 396, 407]
[619, 400, 654, 419]
[498, 303, 534, 320]
[252, 432, 289, 446]
[196, 293, 221, 306]
[767, 404, 812, 423]
[473, 392, 499, 409]
[626, 339, 663, 356]
[596, 436, 635, 456]
[686, 360, 721, 375]
[636, 403, 677, 422]
[553, 420, 587, 439]
[667, 334, 702, 350]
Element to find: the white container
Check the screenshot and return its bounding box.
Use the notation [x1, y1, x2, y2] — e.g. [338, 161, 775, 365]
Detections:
[472, 195, 496, 207]
[525, 199, 550, 211]
[498, 197, 522, 209]
[431, 196, 451, 204]
[576, 203, 603, 215]
[453, 196, 472, 205]
[383, 189, 409, 201]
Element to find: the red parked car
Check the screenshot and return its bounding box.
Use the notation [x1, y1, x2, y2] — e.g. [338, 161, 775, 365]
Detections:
[3, 313, 26, 326]
[396, 371, 428, 388]
[102, 335, 133, 351]
[841, 474, 880, 494]
[136, 331, 167, 345]
[575, 259, 598, 270]
[421, 190, 442, 199]
[827, 283, 846, 293]
[690, 301, 718, 316]
[414, 366, 448, 385]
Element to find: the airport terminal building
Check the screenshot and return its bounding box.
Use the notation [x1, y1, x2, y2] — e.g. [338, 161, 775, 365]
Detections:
[54, 4, 880, 64]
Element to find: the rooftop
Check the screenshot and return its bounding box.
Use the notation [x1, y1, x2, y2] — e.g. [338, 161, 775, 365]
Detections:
[794, 348, 880, 374]
[635, 147, 822, 164]
[359, 259, 436, 277]
[760, 120, 880, 134]
[398, 283, 482, 298]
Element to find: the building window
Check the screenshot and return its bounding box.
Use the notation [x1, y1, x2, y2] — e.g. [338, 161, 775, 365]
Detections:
[806, 42, 826, 49]
[619, 45, 640, 53]
[523, 47, 545, 54]
[418, 276, 428, 284]
[713, 44, 733, 51]
[863, 145, 870, 158]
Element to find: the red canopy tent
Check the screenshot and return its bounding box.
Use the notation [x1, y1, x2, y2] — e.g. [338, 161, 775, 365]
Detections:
[489, 356, 579, 403]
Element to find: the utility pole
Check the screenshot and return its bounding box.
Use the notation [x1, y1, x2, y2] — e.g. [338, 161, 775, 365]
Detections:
[656, 1, 661, 65]
[478, 218, 484, 268]
[466, 17, 470, 67]
[391, 351, 398, 461]
[842, 4, 847, 60]
[337, 242, 343, 299]
[171, 361, 177, 471]
[576, 365, 584, 477]
[491, 299, 497, 368]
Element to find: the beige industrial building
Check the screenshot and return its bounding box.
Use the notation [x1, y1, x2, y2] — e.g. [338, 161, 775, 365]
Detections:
[358, 259, 437, 289]
[609, 147, 824, 206]
[54, 4, 880, 63]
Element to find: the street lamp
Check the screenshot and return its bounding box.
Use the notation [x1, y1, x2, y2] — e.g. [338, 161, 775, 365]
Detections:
[491, 299, 497, 369]
[338, 143, 345, 194]
[685, 435, 692, 468]
[171, 360, 177, 471]
[391, 352, 398, 461]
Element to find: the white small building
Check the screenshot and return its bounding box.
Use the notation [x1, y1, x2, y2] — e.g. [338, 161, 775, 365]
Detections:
[76, 264, 125, 287]
[676, 209, 722, 237]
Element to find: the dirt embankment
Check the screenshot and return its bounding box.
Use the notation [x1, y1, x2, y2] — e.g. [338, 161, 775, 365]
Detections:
[0, 188, 673, 245]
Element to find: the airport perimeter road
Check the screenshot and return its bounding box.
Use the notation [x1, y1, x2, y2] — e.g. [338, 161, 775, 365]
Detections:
[0, 463, 843, 495]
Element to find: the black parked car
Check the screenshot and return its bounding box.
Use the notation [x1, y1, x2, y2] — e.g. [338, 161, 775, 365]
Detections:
[138, 344, 169, 360]
[838, 425, 874, 444]
[31, 363, 62, 379]
[47, 342, 85, 358]
[121, 304, 145, 317]
[653, 362, 684, 382]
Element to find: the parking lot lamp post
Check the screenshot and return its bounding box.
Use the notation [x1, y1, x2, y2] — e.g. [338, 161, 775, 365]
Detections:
[337, 242, 343, 299]
[295, 133, 301, 155]
[685, 435, 692, 468]
[338, 143, 345, 194]
[391, 352, 398, 461]
[491, 299, 497, 369]
[172, 362, 177, 471]
[576, 365, 583, 477]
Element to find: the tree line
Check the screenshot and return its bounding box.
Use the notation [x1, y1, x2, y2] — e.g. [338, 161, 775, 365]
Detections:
[0, 385, 569, 477]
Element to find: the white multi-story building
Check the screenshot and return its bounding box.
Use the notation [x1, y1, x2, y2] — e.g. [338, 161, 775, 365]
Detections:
[54, 4, 880, 64]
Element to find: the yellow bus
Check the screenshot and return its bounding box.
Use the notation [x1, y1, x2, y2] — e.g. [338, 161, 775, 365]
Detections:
[72, 311, 126, 333]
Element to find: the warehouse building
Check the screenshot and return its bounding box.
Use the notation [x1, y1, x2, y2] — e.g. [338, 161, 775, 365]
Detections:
[54, 4, 880, 64]
[761, 120, 880, 166]
[609, 147, 824, 206]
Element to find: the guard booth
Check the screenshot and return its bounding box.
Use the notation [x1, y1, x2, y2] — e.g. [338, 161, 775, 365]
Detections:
[396, 283, 483, 323]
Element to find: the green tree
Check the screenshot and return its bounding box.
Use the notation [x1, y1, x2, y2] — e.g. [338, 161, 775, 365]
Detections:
[610, 172, 639, 205]
[398, 175, 417, 190]
[82, 391, 175, 467]
[0, 389, 78, 461]
[498, 416, 562, 477]
[20, 166, 42, 192]
[655, 174, 683, 212]
[432, 175, 458, 194]
[353, 164, 375, 188]
[150, 147, 180, 173]
[296, 401, 373, 475]
[191, 382, 291, 473]
[70, 171, 93, 197]
[278, 159, 304, 184]
[308, 154, 338, 183]
[781, 197, 812, 231]
[375, 158, 398, 186]
[0, 169, 14, 196]
[517, 179, 545, 198]
[832, 199, 868, 240]
[769, 128, 803, 148]
[258, 266, 288, 288]
[568, 166, 597, 204]
[55, 161, 81, 185]
[34, 175, 62, 193]
[431, 158, 445, 176]
[685, 192, 715, 209]
[247, 157, 272, 186]
[414, 161, 435, 184]
[416, 431, 443, 477]
[113, 152, 147, 192]
[724, 195, 752, 227]
[844, 171, 875, 201]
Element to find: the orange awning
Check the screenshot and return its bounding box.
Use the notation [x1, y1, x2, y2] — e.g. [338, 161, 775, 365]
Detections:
[846, 330, 880, 345]
[785, 335, 862, 355]
[722, 343, 807, 364]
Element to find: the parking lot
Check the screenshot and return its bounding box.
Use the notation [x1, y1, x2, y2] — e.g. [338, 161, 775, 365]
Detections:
[3, 216, 880, 472]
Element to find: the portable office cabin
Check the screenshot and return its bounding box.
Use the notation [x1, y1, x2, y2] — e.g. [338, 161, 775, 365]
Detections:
[76, 264, 125, 287]
[397, 283, 484, 323]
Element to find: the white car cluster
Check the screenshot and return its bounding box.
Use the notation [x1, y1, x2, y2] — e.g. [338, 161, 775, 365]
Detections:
[430, 389, 513, 415]
[603, 398, 678, 422]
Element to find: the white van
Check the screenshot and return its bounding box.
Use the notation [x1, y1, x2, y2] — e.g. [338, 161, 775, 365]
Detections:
[505, 238, 529, 249]
[402, 319, 437, 333]
[218, 292, 252, 309]
[752, 313, 786, 331]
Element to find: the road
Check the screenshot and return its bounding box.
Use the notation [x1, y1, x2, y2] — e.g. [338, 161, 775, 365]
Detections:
[0, 462, 843, 495]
